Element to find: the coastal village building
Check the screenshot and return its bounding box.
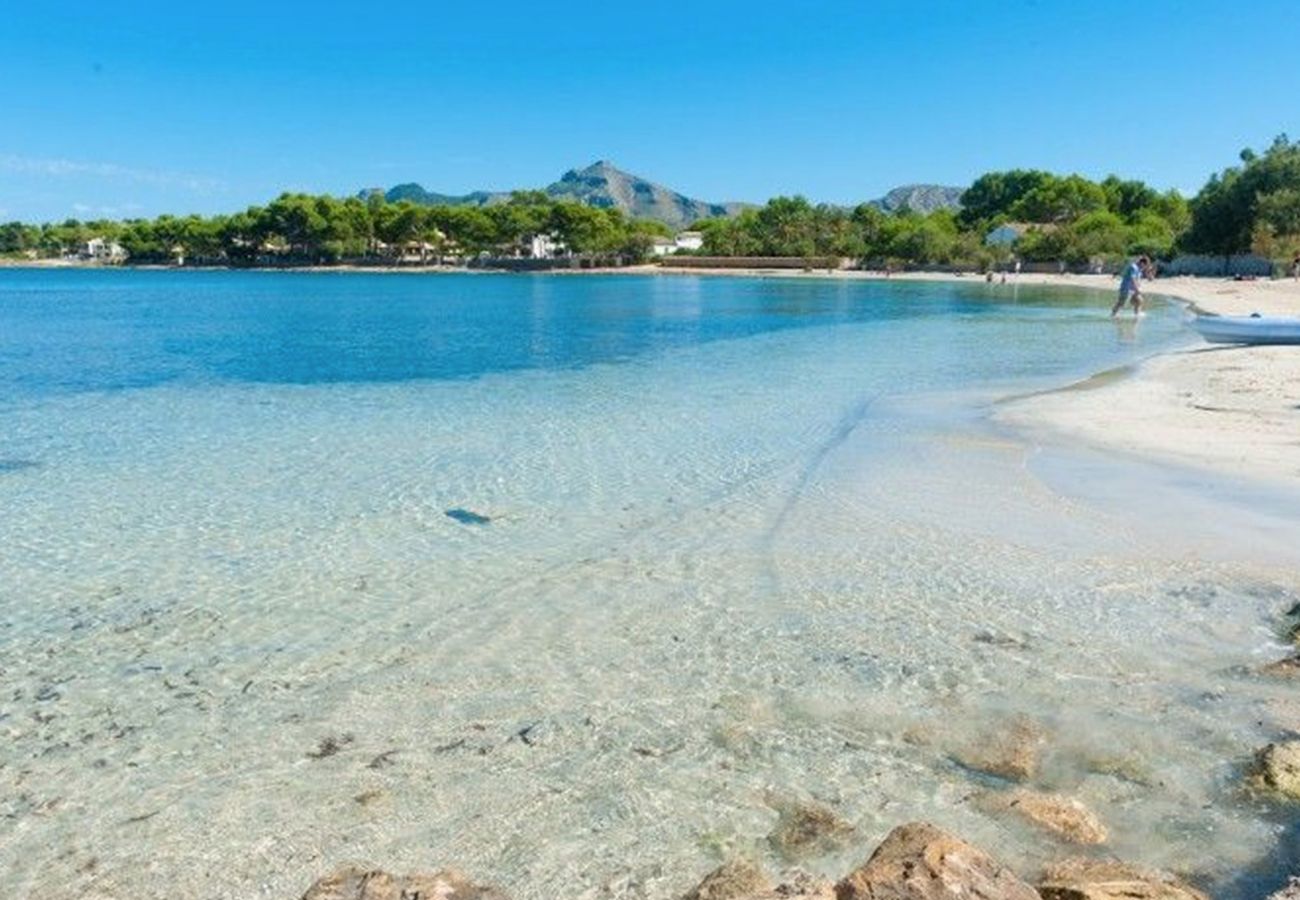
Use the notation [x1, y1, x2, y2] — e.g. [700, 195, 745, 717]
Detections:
[77, 237, 127, 263]
[528, 233, 566, 259]
[674, 231, 703, 252]
[400, 239, 444, 264]
[652, 231, 706, 256]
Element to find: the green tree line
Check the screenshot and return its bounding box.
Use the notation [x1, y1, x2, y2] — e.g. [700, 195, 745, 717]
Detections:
[4, 137, 1298, 268]
[0, 191, 668, 264]
[692, 174, 1189, 266]
[691, 136, 1300, 267]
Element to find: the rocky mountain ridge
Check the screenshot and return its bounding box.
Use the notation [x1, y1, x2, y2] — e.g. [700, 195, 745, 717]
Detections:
[364, 162, 964, 228]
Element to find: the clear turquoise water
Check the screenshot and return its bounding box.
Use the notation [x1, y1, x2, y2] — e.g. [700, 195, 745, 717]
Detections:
[0, 269, 1184, 399]
[2, 270, 1297, 899]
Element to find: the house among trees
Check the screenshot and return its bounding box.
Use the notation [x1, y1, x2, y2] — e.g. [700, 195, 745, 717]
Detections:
[651, 230, 705, 256]
[674, 231, 703, 252]
[77, 237, 127, 263]
[400, 239, 443, 264]
[528, 233, 566, 259]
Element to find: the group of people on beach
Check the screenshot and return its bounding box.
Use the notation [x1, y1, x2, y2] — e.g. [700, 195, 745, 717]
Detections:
[1110, 255, 1153, 317]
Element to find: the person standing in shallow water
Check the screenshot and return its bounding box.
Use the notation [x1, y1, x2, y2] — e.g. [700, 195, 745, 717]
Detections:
[1111, 255, 1149, 317]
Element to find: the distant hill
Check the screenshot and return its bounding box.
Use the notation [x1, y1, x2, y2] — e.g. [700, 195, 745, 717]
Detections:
[545, 161, 747, 230]
[363, 161, 746, 230]
[362, 165, 966, 227]
[381, 184, 500, 207]
[871, 184, 966, 214]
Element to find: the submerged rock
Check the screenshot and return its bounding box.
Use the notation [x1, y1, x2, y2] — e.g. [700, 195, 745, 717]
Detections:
[1247, 741, 1300, 799]
[981, 790, 1108, 845]
[835, 821, 1039, 900]
[767, 800, 856, 861]
[900, 724, 936, 747]
[306, 734, 355, 760]
[1079, 752, 1154, 786]
[1259, 655, 1300, 678]
[953, 716, 1046, 782]
[301, 866, 507, 900]
[1037, 858, 1208, 900]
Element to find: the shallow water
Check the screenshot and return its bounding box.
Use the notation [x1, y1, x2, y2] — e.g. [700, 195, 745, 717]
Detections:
[1, 270, 1298, 899]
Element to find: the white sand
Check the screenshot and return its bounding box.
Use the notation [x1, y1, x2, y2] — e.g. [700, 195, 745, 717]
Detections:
[991, 274, 1300, 484]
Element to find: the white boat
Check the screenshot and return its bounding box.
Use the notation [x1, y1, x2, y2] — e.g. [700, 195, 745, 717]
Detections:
[1191, 314, 1300, 345]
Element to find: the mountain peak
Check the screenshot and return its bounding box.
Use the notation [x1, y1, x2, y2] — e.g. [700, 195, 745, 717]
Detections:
[873, 184, 966, 214]
[543, 163, 744, 228]
[559, 160, 625, 185]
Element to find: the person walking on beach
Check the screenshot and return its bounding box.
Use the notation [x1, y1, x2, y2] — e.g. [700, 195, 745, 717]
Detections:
[1111, 255, 1149, 317]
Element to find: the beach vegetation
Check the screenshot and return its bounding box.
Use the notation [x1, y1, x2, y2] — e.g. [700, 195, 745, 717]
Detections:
[3, 194, 668, 266]
[1185, 135, 1300, 257]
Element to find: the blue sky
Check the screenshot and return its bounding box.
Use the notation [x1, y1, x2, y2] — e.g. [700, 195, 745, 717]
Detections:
[2, 0, 1296, 222]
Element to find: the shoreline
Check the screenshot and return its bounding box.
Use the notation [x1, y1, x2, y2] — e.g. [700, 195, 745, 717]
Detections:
[986, 274, 1300, 486]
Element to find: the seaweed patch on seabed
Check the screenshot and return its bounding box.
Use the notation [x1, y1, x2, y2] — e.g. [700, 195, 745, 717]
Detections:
[445, 508, 491, 526]
[0, 459, 41, 473]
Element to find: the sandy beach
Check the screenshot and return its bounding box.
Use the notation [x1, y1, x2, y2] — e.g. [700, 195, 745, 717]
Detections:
[984, 273, 1300, 485]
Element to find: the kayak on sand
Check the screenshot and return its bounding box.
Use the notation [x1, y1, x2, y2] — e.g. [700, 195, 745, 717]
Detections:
[1191, 314, 1300, 345]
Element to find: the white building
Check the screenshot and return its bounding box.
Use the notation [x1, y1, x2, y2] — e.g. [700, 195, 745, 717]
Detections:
[80, 237, 127, 263]
[674, 231, 703, 252]
[651, 231, 705, 256]
[528, 233, 566, 259]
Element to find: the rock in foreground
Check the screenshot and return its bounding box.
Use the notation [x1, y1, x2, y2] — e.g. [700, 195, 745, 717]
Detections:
[683, 859, 834, 899]
[684, 859, 772, 900]
[835, 821, 1040, 900]
[1037, 857, 1208, 900]
[302, 866, 508, 900]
